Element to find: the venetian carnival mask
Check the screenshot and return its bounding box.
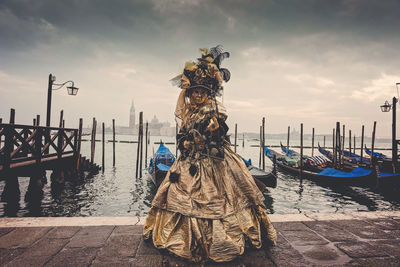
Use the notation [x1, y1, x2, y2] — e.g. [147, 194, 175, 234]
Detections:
[189, 87, 208, 105]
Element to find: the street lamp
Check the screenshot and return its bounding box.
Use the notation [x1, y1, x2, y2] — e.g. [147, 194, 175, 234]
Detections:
[380, 82, 400, 168]
[46, 73, 79, 128]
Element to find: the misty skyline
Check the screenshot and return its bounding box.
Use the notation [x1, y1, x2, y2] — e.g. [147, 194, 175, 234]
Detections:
[1, 0, 400, 138]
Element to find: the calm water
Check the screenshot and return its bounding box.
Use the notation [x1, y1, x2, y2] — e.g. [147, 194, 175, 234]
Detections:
[1, 134, 399, 217]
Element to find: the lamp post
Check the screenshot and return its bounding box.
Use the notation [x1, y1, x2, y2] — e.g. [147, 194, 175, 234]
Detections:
[45, 73, 79, 128]
[380, 83, 400, 168]
[45, 73, 79, 154]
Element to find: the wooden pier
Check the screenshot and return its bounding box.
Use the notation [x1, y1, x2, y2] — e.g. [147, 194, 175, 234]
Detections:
[0, 122, 99, 203]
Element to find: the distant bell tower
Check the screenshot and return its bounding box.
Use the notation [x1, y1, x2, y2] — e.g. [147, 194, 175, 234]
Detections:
[129, 100, 135, 128]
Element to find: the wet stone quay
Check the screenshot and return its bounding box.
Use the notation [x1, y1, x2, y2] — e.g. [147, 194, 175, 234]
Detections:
[0, 211, 400, 267]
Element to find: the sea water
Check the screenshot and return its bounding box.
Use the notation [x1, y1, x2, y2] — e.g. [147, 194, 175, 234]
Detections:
[0, 134, 399, 217]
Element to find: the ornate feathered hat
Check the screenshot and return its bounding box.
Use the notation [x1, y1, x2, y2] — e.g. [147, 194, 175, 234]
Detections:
[171, 45, 231, 96]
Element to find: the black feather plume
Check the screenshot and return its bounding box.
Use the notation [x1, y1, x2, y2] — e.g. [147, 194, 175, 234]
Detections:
[209, 45, 224, 59]
[219, 68, 231, 82]
[214, 52, 230, 68]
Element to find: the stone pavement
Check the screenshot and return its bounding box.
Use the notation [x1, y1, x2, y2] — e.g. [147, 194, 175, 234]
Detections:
[0, 211, 400, 266]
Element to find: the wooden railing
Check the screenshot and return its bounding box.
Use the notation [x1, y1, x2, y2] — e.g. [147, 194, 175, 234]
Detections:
[0, 123, 78, 171]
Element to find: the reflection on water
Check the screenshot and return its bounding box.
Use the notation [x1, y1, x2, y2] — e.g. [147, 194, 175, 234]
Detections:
[0, 135, 399, 217]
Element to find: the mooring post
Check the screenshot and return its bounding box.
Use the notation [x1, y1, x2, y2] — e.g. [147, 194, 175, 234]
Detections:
[342, 124, 345, 167]
[33, 118, 36, 126]
[323, 135, 326, 149]
[112, 119, 116, 167]
[91, 118, 96, 164]
[139, 114, 144, 178]
[262, 117, 265, 170]
[1, 123, 20, 203]
[360, 125, 365, 165]
[36, 115, 40, 126]
[336, 122, 341, 169]
[333, 128, 336, 167]
[300, 123, 304, 177]
[311, 128, 315, 157]
[242, 133, 245, 148]
[370, 121, 377, 168]
[76, 118, 83, 172]
[349, 130, 352, 156]
[286, 126, 290, 156]
[102, 122, 105, 173]
[353, 135, 356, 155]
[392, 97, 397, 170]
[9, 108, 15, 124]
[136, 112, 143, 179]
[145, 122, 148, 168]
[234, 123, 237, 153]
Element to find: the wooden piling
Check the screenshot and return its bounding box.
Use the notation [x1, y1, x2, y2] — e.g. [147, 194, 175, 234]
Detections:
[311, 128, 315, 157]
[286, 126, 290, 156]
[112, 119, 116, 167]
[91, 118, 97, 164]
[33, 118, 36, 126]
[145, 122, 148, 168]
[332, 128, 336, 167]
[139, 114, 144, 178]
[59, 110, 63, 128]
[36, 115, 40, 126]
[370, 121, 377, 168]
[349, 130, 352, 156]
[300, 123, 304, 176]
[234, 123, 237, 153]
[342, 125, 345, 167]
[58, 110, 64, 156]
[102, 122, 105, 173]
[262, 117, 265, 170]
[242, 133, 245, 147]
[360, 125, 365, 165]
[323, 136, 326, 149]
[76, 118, 83, 171]
[353, 135, 356, 155]
[10, 109, 15, 124]
[136, 112, 143, 179]
[335, 122, 341, 169]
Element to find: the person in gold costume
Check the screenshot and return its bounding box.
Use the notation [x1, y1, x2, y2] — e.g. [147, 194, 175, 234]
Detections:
[143, 45, 276, 263]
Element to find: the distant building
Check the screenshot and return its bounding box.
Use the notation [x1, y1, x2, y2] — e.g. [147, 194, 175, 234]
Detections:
[83, 101, 176, 136]
[129, 100, 135, 128]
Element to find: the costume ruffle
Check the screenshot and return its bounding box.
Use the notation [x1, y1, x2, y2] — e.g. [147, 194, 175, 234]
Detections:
[143, 205, 276, 262]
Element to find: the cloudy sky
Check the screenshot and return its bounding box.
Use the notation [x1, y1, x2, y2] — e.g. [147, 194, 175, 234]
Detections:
[1, 0, 400, 137]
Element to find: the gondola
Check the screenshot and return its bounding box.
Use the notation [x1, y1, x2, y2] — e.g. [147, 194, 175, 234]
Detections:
[265, 147, 376, 186]
[279, 143, 330, 172]
[148, 143, 175, 187]
[268, 147, 400, 187]
[318, 144, 366, 168]
[241, 157, 277, 188]
[365, 145, 388, 160]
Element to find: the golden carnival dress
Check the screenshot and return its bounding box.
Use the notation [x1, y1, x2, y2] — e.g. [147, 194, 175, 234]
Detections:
[143, 46, 276, 262]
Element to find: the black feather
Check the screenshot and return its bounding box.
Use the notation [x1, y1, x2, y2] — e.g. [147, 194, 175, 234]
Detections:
[169, 172, 180, 183]
[219, 68, 231, 82]
[189, 164, 198, 176]
[214, 52, 230, 68]
[209, 45, 224, 59]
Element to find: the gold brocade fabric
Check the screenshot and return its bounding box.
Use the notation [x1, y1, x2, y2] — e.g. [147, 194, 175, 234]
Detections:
[143, 145, 277, 262]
